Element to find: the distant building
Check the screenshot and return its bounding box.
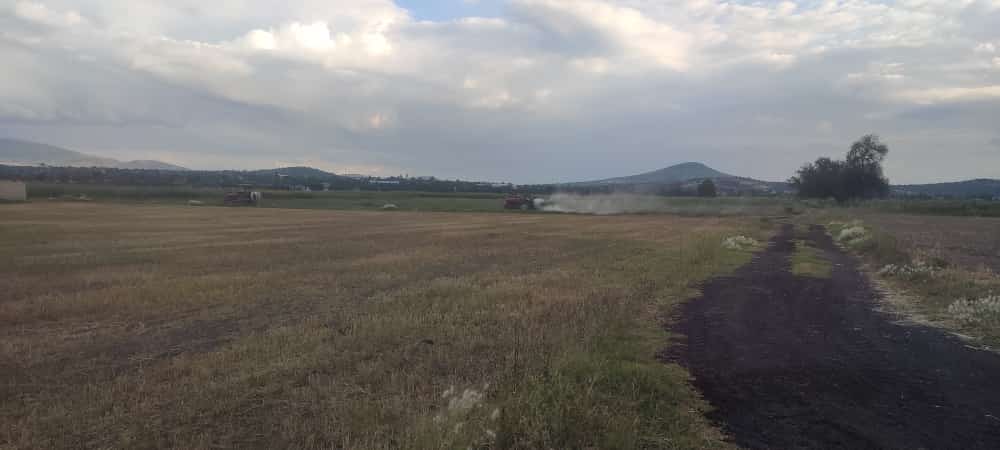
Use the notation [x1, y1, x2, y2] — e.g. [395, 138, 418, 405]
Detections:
[0, 180, 27, 201]
[370, 180, 401, 185]
[343, 174, 369, 180]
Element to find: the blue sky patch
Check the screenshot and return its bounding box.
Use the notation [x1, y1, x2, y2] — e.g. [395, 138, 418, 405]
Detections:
[395, 0, 503, 21]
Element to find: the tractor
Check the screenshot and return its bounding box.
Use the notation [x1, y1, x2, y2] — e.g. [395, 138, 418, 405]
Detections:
[504, 194, 541, 210]
[224, 185, 262, 206]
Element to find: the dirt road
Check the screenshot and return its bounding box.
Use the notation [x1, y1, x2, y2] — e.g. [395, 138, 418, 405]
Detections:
[667, 224, 1000, 449]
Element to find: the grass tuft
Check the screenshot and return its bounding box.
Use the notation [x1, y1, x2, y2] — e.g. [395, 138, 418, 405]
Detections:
[791, 240, 832, 278]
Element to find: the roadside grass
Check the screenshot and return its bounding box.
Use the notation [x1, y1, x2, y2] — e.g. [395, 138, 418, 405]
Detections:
[791, 239, 831, 278]
[0, 203, 767, 449]
[819, 215, 1000, 346]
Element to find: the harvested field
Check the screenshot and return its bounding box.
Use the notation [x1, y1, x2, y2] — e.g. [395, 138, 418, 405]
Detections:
[858, 213, 1000, 273]
[0, 203, 761, 449]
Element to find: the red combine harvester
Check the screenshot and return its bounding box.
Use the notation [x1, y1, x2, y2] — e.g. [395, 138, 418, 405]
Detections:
[504, 194, 539, 210]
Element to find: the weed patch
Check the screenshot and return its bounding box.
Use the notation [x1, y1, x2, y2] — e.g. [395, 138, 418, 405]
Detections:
[791, 240, 831, 278]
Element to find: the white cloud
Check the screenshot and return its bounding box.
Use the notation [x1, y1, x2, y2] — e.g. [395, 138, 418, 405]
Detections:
[2, 0, 1000, 183]
[512, 0, 693, 71]
[12, 1, 84, 27]
[976, 42, 997, 53]
[895, 86, 1000, 104]
[245, 22, 340, 51]
[571, 57, 611, 74]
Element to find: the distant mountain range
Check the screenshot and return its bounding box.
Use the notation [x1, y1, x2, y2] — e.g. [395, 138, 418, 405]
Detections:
[0, 138, 188, 171]
[569, 162, 790, 194]
[570, 162, 1000, 198]
[4, 137, 997, 198]
[248, 166, 339, 179]
[577, 162, 734, 185]
[893, 179, 1000, 199]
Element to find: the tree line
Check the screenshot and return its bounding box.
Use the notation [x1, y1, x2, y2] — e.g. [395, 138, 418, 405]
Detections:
[791, 134, 891, 202]
[0, 165, 555, 195]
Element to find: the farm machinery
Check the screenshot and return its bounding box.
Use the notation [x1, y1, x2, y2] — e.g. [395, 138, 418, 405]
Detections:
[224, 185, 262, 206]
[504, 194, 543, 210]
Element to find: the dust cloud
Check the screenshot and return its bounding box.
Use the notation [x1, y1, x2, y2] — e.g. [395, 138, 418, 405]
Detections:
[540, 193, 775, 216]
[541, 193, 666, 215]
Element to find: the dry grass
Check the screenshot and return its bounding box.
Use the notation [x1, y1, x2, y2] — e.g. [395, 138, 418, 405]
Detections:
[811, 212, 1000, 347]
[0, 203, 761, 449]
[857, 213, 1000, 273]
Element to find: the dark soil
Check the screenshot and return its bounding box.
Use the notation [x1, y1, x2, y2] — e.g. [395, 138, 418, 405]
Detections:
[666, 224, 1000, 450]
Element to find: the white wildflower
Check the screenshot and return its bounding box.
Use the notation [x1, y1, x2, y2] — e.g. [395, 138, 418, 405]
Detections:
[948, 295, 1000, 325]
[448, 389, 484, 413]
[442, 385, 455, 399]
[837, 226, 868, 244]
[878, 261, 937, 279]
[723, 235, 759, 250]
[490, 408, 500, 421]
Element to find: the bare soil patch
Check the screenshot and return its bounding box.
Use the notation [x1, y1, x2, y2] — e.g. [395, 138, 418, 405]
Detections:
[667, 224, 1000, 449]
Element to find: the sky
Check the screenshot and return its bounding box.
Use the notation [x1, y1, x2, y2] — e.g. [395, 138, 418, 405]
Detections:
[1, 0, 999, 184]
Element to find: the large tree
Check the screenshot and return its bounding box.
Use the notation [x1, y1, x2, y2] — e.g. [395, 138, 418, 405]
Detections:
[790, 134, 890, 202]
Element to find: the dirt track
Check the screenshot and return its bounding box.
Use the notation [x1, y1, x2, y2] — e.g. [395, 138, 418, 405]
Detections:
[667, 224, 1000, 449]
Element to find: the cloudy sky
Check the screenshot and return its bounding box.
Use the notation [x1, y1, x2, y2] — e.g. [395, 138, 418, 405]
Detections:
[1, 0, 999, 183]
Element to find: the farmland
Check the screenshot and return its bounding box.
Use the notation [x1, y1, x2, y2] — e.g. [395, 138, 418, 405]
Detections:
[858, 213, 1000, 273]
[0, 203, 763, 449]
[819, 212, 1000, 346]
[24, 182, 797, 216]
[25, 183, 508, 213]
